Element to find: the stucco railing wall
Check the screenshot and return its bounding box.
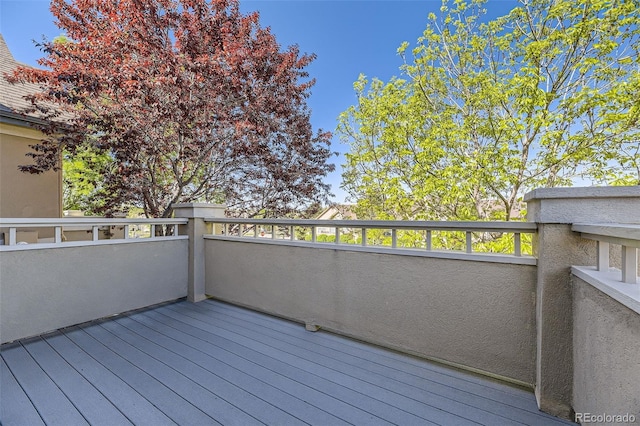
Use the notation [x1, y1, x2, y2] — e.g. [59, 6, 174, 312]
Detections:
[572, 275, 640, 422]
[570, 224, 640, 421]
[525, 187, 640, 419]
[203, 232, 538, 385]
[0, 219, 189, 344]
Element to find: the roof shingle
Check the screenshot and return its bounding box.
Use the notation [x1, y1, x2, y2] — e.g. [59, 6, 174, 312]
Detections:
[0, 33, 45, 119]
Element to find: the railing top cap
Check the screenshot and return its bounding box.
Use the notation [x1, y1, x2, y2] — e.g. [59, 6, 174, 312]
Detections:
[172, 203, 226, 209]
[572, 223, 640, 242]
[0, 218, 188, 226]
[524, 186, 640, 202]
[204, 218, 537, 231]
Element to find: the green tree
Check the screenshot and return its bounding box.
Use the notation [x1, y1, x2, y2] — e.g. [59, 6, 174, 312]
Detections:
[339, 0, 640, 222]
[62, 144, 112, 214]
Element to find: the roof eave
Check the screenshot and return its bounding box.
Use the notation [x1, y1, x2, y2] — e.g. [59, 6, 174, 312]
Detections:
[0, 109, 49, 128]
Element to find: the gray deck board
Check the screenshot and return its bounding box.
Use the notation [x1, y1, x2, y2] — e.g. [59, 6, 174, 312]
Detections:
[1, 355, 46, 426]
[44, 332, 176, 425]
[109, 316, 376, 424]
[132, 309, 423, 426]
[195, 300, 564, 425]
[205, 300, 537, 402]
[81, 322, 255, 426]
[164, 301, 565, 426]
[124, 310, 424, 425]
[1, 299, 574, 426]
[20, 337, 132, 426]
[1, 342, 89, 426]
[154, 304, 480, 425]
[95, 317, 332, 425]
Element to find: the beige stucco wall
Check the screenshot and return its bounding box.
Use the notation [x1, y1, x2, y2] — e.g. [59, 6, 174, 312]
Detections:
[0, 239, 188, 344]
[525, 186, 640, 419]
[0, 122, 62, 218]
[205, 239, 538, 384]
[572, 275, 640, 423]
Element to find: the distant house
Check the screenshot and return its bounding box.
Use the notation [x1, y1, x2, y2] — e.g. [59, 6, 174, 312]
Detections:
[315, 204, 356, 235]
[0, 34, 62, 219]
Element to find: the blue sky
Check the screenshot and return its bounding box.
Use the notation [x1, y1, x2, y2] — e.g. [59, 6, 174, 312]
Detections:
[1, 0, 518, 202]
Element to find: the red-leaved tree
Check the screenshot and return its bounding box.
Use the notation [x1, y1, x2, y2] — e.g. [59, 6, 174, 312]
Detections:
[7, 0, 335, 217]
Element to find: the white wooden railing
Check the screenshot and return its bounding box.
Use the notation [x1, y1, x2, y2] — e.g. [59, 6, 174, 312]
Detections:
[205, 218, 537, 263]
[0, 218, 188, 249]
[573, 223, 640, 284]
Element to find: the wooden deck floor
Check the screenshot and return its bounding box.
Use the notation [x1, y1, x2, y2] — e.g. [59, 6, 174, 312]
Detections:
[1, 299, 572, 425]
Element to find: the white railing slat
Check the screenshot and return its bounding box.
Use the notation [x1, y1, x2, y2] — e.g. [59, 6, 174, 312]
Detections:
[514, 233, 521, 257]
[204, 219, 537, 261]
[597, 241, 609, 271]
[622, 246, 638, 284]
[573, 223, 639, 285]
[0, 218, 187, 250]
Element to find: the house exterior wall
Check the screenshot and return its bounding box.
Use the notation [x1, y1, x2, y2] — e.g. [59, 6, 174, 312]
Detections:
[572, 275, 640, 422]
[0, 239, 188, 344]
[0, 122, 62, 218]
[204, 239, 538, 385]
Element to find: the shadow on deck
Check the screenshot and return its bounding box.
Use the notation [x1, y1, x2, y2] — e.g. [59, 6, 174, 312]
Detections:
[1, 299, 572, 425]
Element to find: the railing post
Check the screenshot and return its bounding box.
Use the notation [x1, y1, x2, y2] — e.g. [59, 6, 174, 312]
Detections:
[622, 245, 638, 284]
[597, 241, 609, 271]
[9, 227, 16, 245]
[173, 203, 226, 303]
[54, 226, 62, 243]
[524, 187, 640, 419]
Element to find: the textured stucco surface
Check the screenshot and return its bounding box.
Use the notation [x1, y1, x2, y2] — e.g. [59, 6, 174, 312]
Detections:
[0, 239, 188, 344]
[0, 124, 62, 220]
[205, 239, 538, 384]
[174, 204, 226, 302]
[573, 275, 640, 423]
[525, 187, 640, 224]
[533, 224, 597, 418]
[525, 186, 639, 419]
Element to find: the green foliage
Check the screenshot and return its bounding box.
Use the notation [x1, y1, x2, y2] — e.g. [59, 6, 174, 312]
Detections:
[339, 0, 640, 230]
[62, 144, 112, 215]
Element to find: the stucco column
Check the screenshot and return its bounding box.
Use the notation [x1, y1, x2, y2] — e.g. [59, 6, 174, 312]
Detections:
[173, 203, 226, 302]
[524, 186, 640, 418]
